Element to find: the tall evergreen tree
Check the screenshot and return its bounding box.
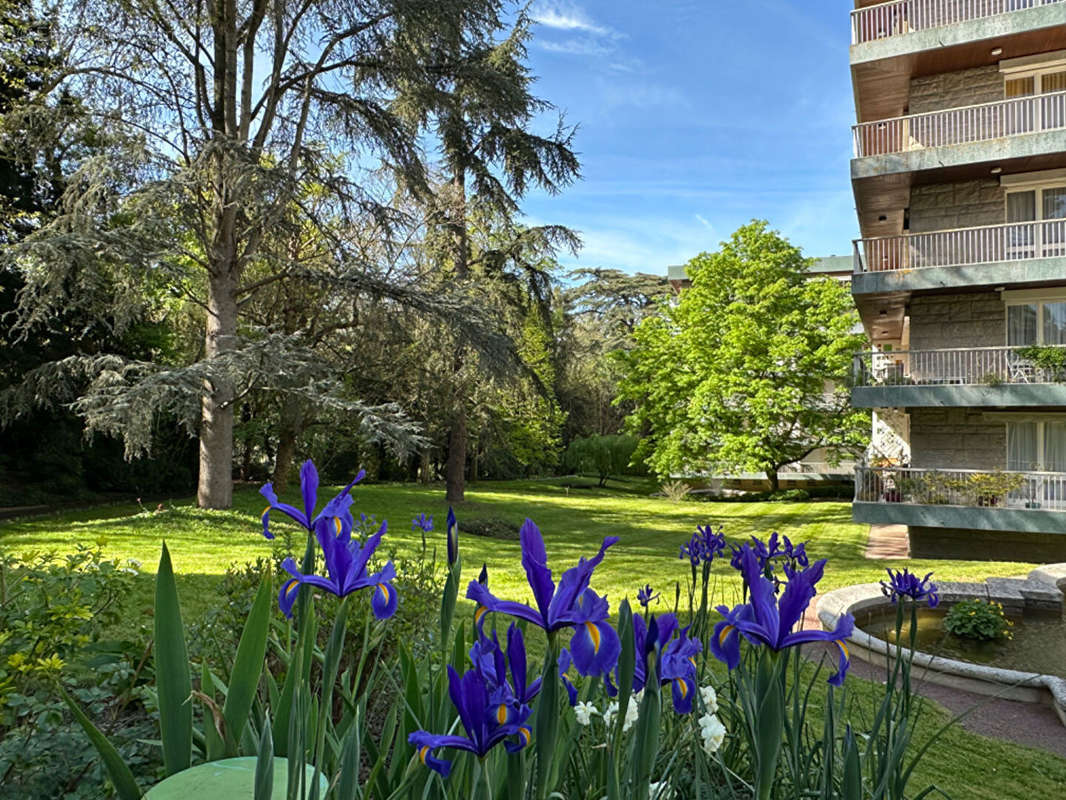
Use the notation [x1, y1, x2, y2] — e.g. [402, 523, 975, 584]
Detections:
[397, 12, 579, 501]
[4, 0, 520, 507]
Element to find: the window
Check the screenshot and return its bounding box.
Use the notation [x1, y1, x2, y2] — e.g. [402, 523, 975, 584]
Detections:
[1006, 299, 1066, 345]
[1004, 181, 1066, 258]
[1001, 53, 1066, 131]
[1007, 421, 1066, 472]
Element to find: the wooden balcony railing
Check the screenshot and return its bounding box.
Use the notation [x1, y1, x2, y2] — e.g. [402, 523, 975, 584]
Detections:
[853, 219, 1066, 273]
[851, 0, 1066, 46]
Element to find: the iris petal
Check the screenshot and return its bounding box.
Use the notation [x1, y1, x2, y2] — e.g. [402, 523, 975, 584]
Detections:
[568, 619, 621, 678]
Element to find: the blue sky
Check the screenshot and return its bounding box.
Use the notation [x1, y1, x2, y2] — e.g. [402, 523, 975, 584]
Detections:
[520, 0, 857, 272]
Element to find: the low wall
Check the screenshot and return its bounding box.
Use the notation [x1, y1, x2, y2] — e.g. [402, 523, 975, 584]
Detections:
[817, 565, 1066, 727]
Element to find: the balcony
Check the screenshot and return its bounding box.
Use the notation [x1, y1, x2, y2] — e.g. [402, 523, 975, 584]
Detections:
[852, 218, 1066, 294]
[853, 465, 1066, 533]
[850, 0, 1066, 61]
[853, 91, 1066, 180]
[851, 345, 1066, 406]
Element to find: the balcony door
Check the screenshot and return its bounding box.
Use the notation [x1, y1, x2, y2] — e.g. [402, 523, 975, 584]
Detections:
[1005, 184, 1066, 258]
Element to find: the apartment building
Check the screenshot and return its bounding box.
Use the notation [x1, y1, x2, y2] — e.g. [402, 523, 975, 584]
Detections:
[848, 0, 1066, 561]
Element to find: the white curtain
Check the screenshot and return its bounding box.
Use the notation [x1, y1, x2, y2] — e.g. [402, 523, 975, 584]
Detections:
[1044, 302, 1066, 344]
[1008, 303, 1038, 346]
[1007, 421, 1039, 471]
[1044, 422, 1066, 472]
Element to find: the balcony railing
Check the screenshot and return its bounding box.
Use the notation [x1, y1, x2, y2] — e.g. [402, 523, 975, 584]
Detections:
[855, 465, 1066, 510]
[853, 345, 1066, 387]
[853, 219, 1066, 273]
[853, 90, 1066, 157]
[851, 0, 1066, 45]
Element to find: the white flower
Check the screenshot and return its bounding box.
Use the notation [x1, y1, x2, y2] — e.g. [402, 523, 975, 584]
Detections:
[602, 701, 618, 728]
[622, 695, 640, 733]
[649, 780, 673, 800]
[574, 701, 598, 726]
[700, 685, 717, 713]
[698, 713, 726, 755]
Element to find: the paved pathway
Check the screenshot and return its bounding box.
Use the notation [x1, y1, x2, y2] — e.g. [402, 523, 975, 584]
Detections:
[864, 523, 909, 559]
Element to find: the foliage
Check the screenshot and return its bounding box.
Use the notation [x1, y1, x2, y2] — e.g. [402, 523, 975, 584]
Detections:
[944, 599, 1013, 641]
[0, 546, 159, 798]
[65, 473, 959, 800]
[618, 221, 869, 489]
[1017, 345, 1066, 379]
[659, 479, 693, 503]
[564, 433, 640, 486]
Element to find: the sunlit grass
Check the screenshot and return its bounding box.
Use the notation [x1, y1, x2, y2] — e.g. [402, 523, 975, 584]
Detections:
[2, 477, 1062, 798]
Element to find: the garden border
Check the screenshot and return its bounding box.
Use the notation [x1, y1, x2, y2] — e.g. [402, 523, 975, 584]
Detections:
[817, 564, 1066, 728]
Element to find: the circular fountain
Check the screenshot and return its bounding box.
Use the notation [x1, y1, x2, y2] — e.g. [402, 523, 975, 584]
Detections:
[818, 564, 1066, 727]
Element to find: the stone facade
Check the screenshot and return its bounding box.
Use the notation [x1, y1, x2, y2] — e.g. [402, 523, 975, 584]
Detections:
[908, 65, 1002, 114]
[908, 179, 1004, 233]
[908, 408, 1006, 470]
[909, 526, 1066, 562]
[907, 291, 1005, 350]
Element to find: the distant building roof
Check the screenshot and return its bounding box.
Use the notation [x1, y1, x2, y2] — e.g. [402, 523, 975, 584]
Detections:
[668, 254, 851, 290]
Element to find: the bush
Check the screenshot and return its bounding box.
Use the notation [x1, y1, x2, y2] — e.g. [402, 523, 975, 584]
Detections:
[564, 434, 641, 487]
[0, 547, 160, 799]
[659, 479, 692, 502]
[944, 599, 1013, 641]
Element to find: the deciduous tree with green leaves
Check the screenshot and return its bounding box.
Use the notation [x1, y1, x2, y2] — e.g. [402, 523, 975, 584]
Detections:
[618, 221, 868, 490]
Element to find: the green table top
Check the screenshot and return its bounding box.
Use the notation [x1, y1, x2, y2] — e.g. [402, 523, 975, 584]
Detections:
[144, 757, 328, 799]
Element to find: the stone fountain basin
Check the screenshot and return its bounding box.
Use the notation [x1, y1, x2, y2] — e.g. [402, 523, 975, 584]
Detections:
[817, 564, 1066, 728]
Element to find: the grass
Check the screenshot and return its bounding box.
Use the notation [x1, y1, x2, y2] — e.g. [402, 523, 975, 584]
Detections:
[1, 476, 1063, 798]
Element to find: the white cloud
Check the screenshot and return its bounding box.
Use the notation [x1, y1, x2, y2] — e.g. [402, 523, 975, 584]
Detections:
[695, 214, 715, 233]
[532, 3, 612, 37]
[538, 38, 614, 57]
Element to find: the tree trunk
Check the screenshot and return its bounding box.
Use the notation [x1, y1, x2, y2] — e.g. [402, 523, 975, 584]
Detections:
[444, 164, 469, 503]
[766, 469, 780, 492]
[418, 449, 432, 484]
[446, 410, 467, 503]
[197, 267, 238, 509]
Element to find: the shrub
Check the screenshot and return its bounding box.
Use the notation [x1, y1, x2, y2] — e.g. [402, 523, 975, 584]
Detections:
[659, 479, 692, 502]
[0, 547, 160, 798]
[564, 434, 641, 486]
[944, 599, 1013, 641]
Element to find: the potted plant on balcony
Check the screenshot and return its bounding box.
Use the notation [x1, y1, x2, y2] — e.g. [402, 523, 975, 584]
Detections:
[965, 471, 1024, 507]
[1017, 345, 1066, 382]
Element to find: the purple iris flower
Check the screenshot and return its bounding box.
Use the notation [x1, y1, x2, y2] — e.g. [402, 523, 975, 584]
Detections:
[277, 517, 398, 619]
[411, 513, 434, 533]
[729, 532, 808, 574]
[466, 519, 621, 678]
[606, 613, 702, 713]
[881, 568, 939, 608]
[637, 584, 659, 608]
[446, 507, 458, 566]
[469, 624, 542, 707]
[407, 661, 533, 780]
[259, 460, 366, 540]
[679, 524, 727, 567]
[711, 545, 854, 686]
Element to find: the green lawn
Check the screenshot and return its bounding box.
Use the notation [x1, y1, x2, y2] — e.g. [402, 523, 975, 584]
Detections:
[2, 477, 1064, 798]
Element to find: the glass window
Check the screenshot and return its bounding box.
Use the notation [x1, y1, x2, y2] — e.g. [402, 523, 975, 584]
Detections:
[1006, 76, 1036, 98]
[1045, 422, 1066, 472]
[1043, 186, 1066, 220]
[1007, 190, 1037, 222]
[1045, 302, 1066, 344]
[1008, 303, 1038, 345]
[1008, 422, 1039, 471]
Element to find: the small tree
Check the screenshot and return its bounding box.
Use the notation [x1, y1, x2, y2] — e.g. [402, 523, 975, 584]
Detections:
[564, 433, 639, 487]
[618, 221, 869, 490]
